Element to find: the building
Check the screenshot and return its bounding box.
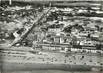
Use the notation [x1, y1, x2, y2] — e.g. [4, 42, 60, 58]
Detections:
[1, 0, 103, 11]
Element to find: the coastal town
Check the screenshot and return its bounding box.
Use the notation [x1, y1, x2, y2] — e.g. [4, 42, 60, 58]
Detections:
[0, 0, 103, 72]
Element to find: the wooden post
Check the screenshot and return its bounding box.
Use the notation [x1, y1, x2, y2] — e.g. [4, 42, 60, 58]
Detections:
[100, 1, 103, 11]
[9, 0, 12, 5]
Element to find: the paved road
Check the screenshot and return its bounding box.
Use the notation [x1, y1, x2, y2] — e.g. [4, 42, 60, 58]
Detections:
[0, 70, 103, 73]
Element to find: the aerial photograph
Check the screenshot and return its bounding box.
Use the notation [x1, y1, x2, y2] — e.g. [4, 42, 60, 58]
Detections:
[0, 0, 103, 73]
